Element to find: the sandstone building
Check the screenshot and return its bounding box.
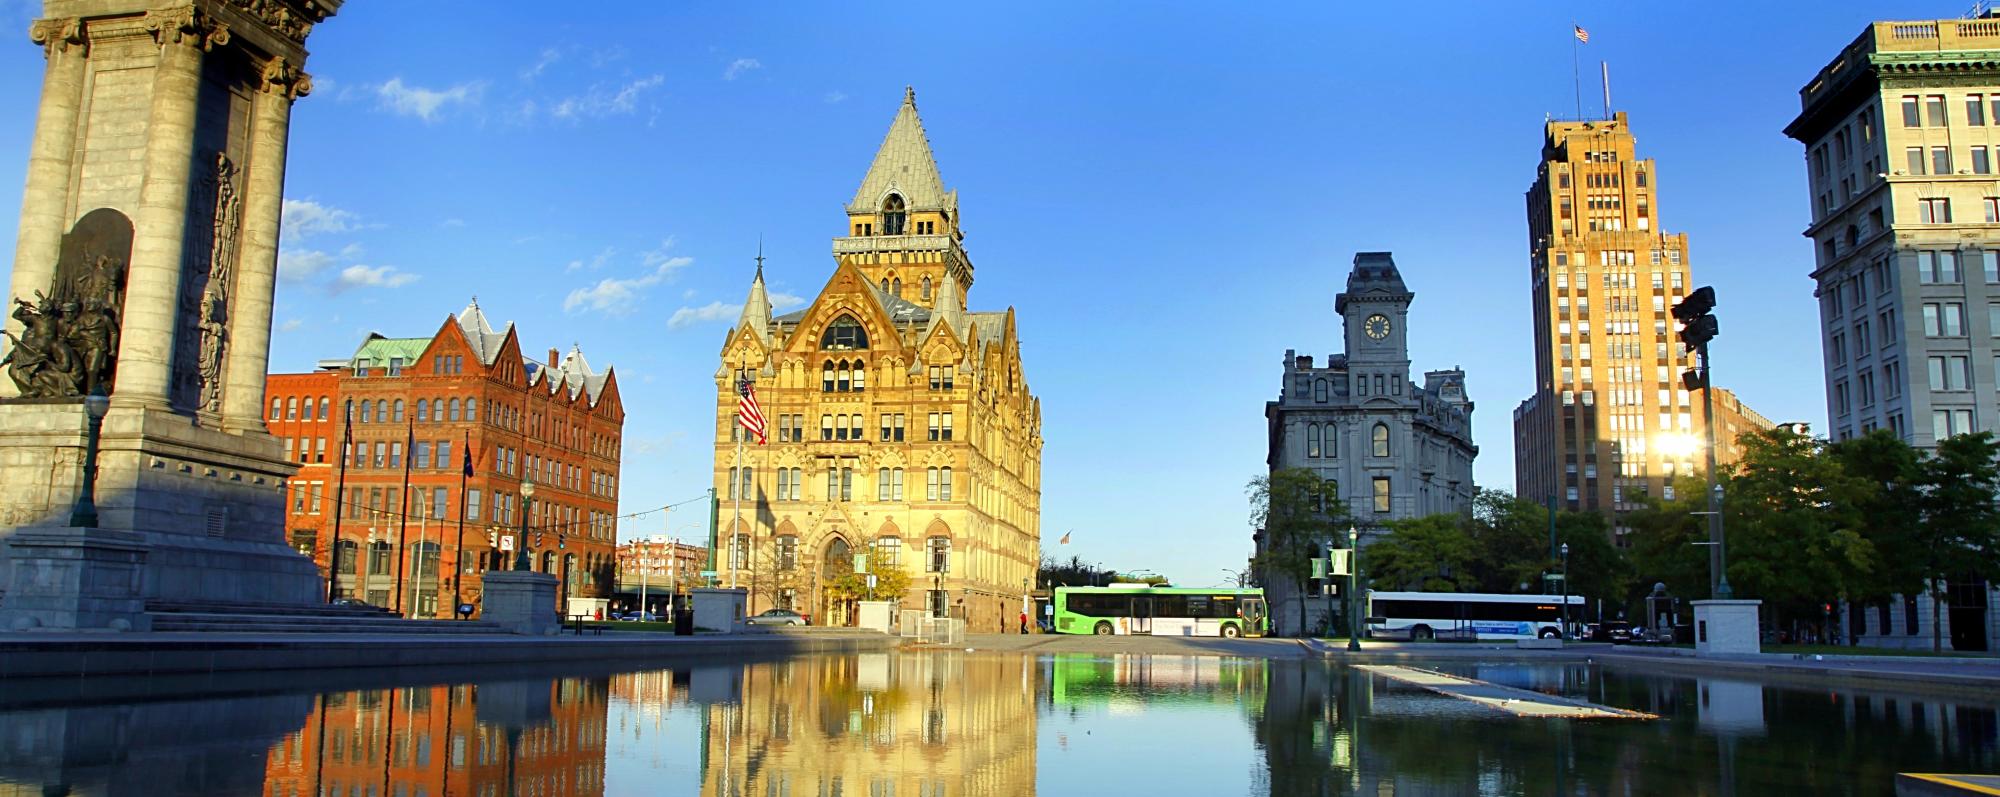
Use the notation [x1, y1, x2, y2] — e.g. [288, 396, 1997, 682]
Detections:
[1786, 16, 2000, 651]
[1511, 112, 1772, 545]
[712, 89, 1043, 633]
[264, 300, 624, 617]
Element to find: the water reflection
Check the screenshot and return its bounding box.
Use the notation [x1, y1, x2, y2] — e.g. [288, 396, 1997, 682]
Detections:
[0, 654, 1994, 796]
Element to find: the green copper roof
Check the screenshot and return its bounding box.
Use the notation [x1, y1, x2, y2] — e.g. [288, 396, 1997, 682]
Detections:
[351, 336, 430, 366]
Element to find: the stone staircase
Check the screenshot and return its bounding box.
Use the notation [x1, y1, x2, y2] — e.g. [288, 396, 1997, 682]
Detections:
[147, 601, 506, 634]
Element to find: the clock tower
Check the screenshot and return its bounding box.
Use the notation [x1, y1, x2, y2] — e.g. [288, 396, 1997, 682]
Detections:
[1336, 252, 1413, 374]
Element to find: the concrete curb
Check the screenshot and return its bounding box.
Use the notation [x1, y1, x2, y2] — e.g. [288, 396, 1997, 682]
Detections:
[0, 631, 902, 679]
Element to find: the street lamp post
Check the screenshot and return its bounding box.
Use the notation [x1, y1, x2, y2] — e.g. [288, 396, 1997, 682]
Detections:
[513, 480, 535, 571]
[67, 389, 111, 528]
[1559, 542, 1571, 639]
[1346, 525, 1361, 652]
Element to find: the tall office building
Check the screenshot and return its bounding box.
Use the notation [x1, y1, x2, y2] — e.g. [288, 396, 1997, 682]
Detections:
[1786, 16, 2000, 651]
[1513, 112, 1771, 543]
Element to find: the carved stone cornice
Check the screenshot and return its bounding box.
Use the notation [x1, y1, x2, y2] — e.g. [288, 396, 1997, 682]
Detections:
[146, 6, 230, 52]
[259, 56, 312, 99]
[221, 0, 327, 44]
[27, 17, 84, 59]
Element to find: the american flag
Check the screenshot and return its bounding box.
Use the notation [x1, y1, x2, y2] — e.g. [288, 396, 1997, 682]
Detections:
[1573, 25, 1589, 44]
[736, 378, 767, 444]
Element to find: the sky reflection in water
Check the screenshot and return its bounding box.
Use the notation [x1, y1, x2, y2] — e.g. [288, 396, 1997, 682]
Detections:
[0, 653, 1993, 796]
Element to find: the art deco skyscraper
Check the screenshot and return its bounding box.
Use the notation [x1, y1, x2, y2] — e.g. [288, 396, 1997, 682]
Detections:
[1513, 113, 1770, 543]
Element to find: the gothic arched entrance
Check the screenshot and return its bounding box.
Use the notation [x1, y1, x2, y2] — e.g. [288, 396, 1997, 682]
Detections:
[820, 536, 853, 627]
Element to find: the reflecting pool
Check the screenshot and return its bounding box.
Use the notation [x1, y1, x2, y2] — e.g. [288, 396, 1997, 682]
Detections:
[0, 653, 1994, 796]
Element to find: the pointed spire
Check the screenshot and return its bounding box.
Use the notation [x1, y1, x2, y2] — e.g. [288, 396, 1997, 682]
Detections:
[848, 87, 951, 213]
[738, 249, 772, 341]
[929, 268, 963, 340]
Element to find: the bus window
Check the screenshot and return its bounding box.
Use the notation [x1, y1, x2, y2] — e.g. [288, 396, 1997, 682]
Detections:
[1186, 596, 1211, 617]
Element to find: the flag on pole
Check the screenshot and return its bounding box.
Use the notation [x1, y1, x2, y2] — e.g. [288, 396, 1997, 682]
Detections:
[1573, 25, 1589, 43]
[736, 378, 768, 444]
[1058, 530, 1071, 545]
[461, 438, 474, 477]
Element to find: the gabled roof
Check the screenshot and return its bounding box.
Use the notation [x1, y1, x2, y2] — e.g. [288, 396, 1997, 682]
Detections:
[350, 334, 429, 366]
[456, 297, 512, 365]
[773, 278, 931, 326]
[847, 87, 955, 214]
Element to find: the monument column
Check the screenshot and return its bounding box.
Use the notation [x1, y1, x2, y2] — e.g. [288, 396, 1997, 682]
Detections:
[2, 18, 87, 397]
[221, 58, 306, 435]
[117, 7, 220, 409]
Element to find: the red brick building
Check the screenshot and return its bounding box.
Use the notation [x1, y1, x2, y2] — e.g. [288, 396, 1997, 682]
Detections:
[263, 300, 625, 617]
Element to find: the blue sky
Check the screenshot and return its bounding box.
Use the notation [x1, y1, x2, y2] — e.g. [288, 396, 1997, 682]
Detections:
[0, 2, 1939, 585]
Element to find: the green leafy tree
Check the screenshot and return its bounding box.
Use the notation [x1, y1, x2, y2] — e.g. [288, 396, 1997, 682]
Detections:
[1723, 427, 1877, 626]
[1249, 468, 1346, 637]
[1038, 556, 1116, 588]
[1827, 430, 1926, 605]
[1363, 514, 1477, 592]
[1466, 489, 1551, 595]
[1914, 431, 2000, 651]
[827, 536, 913, 605]
[1623, 474, 1710, 614]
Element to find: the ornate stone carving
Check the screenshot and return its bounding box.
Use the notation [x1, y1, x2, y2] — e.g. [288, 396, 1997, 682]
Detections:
[146, 6, 230, 52]
[260, 56, 312, 99]
[27, 17, 83, 59]
[198, 153, 240, 413]
[223, 0, 326, 43]
[4, 209, 132, 398]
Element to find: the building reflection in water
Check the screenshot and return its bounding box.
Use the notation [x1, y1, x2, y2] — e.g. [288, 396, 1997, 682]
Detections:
[694, 653, 1038, 797]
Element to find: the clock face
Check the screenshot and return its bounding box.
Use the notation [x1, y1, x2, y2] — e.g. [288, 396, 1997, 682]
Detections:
[1364, 314, 1391, 340]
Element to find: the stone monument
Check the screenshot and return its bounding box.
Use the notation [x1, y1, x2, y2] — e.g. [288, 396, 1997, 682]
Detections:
[0, 0, 340, 630]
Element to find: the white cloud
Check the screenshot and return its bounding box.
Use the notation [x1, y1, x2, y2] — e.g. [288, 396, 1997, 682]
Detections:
[562, 241, 695, 315]
[281, 198, 360, 238]
[331, 264, 418, 294]
[823, 90, 848, 104]
[279, 318, 303, 332]
[724, 58, 762, 80]
[376, 77, 484, 122]
[522, 47, 560, 80]
[565, 246, 617, 273]
[549, 75, 664, 120]
[666, 292, 805, 330]
[276, 248, 336, 283]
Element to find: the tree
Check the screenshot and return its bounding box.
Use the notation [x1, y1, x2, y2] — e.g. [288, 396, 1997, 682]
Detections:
[747, 537, 815, 614]
[1914, 431, 2000, 651]
[1363, 514, 1477, 592]
[1722, 427, 1877, 629]
[826, 535, 913, 607]
[1466, 489, 1550, 595]
[1623, 474, 1710, 617]
[1827, 430, 1926, 607]
[1249, 468, 1346, 637]
[1038, 556, 1117, 588]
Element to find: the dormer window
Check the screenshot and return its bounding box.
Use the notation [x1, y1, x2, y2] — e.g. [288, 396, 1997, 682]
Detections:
[882, 194, 907, 235]
[820, 316, 869, 351]
[921, 276, 932, 301]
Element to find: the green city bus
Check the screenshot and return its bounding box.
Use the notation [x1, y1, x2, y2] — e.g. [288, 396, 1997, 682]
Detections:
[1052, 585, 1268, 637]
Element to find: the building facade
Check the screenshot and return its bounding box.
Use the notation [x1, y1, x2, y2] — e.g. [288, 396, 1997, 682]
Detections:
[1260, 252, 1477, 635]
[613, 536, 707, 601]
[263, 301, 625, 617]
[1785, 16, 2000, 651]
[711, 89, 1044, 633]
[1512, 111, 1773, 544]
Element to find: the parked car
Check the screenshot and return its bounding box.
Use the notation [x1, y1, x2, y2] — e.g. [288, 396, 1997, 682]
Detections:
[747, 609, 807, 626]
[620, 611, 660, 622]
[1594, 621, 1634, 644]
[331, 597, 383, 612]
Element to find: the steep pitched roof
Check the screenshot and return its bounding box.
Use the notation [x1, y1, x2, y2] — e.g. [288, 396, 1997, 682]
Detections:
[456, 297, 511, 365]
[847, 87, 954, 214]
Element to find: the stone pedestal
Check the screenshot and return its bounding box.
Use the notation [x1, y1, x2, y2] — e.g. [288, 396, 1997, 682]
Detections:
[481, 572, 558, 636]
[692, 587, 746, 633]
[856, 600, 894, 633]
[0, 526, 149, 631]
[1693, 599, 1762, 657]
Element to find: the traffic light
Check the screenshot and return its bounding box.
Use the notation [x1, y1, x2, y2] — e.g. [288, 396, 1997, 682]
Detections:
[487, 530, 497, 547]
[1681, 367, 1707, 392]
[1671, 286, 1719, 351]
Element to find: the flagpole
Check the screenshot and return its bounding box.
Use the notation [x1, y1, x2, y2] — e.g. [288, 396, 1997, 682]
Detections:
[1571, 22, 1583, 121]
[1601, 61, 1612, 120]
[731, 435, 742, 590]
[394, 414, 415, 617]
[325, 407, 353, 603]
[451, 429, 469, 618]
[411, 508, 429, 618]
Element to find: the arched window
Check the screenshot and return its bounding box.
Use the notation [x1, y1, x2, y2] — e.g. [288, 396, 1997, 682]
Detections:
[881, 278, 890, 293]
[852, 361, 866, 391]
[881, 193, 907, 235]
[1372, 423, 1390, 457]
[318, 397, 329, 420]
[392, 400, 405, 423]
[822, 361, 836, 392]
[921, 276, 933, 301]
[270, 398, 282, 420]
[416, 399, 429, 422]
[820, 316, 868, 351]
[892, 277, 902, 297]
[1313, 379, 1328, 403]
[343, 399, 355, 422]
[776, 535, 799, 570]
[374, 400, 387, 423]
[1306, 424, 1321, 458]
[466, 398, 478, 422]
[286, 397, 298, 420]
[837, 362, 851, 392]
[449, 398, 462, 422]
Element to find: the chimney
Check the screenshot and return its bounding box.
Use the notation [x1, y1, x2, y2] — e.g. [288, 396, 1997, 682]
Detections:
[548, 348, 559, 368]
